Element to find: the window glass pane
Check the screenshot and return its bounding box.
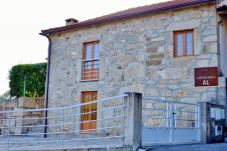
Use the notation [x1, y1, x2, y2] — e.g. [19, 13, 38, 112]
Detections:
[84, 94, 91, 102]
[92, 93, 97, 101]
[94, 43, 99, 59]
[91, 94, 97, 120]
[177, 34, 183, 56]
[94, 43, 99, 69]
[85, 44, 92, 60]
[91, 103, 97, 120]
[85, 61, 91, 70]
[81, 92, 97, 125]
[186, 33, 193, 55]
[85, 44, 92, 70]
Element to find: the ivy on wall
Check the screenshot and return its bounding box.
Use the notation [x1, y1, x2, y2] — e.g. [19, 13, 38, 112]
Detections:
[9, 63, 47, 98]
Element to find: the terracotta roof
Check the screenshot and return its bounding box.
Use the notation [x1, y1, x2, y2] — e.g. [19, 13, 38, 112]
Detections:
[41, 0, 216, 36]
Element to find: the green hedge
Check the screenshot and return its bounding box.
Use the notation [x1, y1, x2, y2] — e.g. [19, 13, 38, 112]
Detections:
[9, 63, 47, 98]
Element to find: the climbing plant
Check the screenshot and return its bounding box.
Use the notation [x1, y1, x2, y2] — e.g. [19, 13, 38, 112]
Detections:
[9, 63, 47, 98]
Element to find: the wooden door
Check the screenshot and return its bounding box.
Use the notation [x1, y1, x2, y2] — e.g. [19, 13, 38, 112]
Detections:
[81, 92, 97, 132]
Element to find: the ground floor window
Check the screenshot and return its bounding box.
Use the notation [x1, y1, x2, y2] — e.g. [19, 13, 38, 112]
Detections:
[81, 91, 97, 132]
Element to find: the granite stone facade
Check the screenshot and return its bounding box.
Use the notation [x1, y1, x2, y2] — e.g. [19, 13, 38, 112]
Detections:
[46, 3, 226, 139]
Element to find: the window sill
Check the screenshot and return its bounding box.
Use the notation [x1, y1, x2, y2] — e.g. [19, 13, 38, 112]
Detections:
[174, 55, 194, 58]
[80, 79, 99, 82]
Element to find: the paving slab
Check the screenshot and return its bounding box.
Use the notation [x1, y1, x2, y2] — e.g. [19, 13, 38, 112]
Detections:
[144, 143, 227, 151]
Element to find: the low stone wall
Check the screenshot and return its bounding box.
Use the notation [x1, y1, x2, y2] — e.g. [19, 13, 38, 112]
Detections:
[2, 97, 44, 134]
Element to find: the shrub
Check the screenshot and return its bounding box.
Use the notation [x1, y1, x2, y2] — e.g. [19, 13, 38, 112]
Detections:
[9, 63, 47, 98]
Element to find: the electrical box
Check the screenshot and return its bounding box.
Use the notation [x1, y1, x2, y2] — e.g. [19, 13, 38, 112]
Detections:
[215, 126, 223, 136]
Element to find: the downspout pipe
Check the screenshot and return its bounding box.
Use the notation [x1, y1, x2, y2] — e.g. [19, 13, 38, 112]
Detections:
[40, 33, 52, 138]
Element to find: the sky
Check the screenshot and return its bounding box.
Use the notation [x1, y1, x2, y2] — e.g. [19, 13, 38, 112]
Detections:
[0, 0, 167, 95]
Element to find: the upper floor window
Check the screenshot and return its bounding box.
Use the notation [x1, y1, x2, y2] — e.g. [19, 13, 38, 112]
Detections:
[174, 30, 194, 57]
[82, 41, 100, 80]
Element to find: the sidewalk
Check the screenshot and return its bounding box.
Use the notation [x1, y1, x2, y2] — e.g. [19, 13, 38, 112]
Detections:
[144, 143, 227, 151]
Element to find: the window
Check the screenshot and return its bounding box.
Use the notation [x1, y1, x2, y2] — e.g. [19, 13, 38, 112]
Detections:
[82, 41, 100, 80]
[81, 91, 97, 132]
[174, 30, 194, 57]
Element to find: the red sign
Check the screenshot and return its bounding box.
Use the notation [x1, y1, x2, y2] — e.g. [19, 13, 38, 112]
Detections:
[195, 67, 218, 87]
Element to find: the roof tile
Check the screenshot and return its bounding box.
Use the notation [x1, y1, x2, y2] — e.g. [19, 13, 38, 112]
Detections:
[41, 0, 216, 35]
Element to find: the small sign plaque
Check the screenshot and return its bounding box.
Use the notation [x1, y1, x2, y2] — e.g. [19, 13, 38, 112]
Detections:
[194, 67, 218, 87]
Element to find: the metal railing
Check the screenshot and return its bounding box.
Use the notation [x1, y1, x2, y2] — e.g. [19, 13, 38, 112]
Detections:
[142, 97, 201, 145]
[82, 59, 99, 80]
[0, 94, 128, 151]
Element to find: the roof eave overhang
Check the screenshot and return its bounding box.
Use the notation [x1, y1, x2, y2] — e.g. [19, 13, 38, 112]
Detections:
[41, 0, 216, 36]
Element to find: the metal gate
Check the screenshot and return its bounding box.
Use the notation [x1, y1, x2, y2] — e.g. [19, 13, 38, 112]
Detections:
[142, 97, 200, 146]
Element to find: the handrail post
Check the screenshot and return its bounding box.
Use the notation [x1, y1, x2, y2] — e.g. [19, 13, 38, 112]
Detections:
[169, 102, 173, 144]
[124, 92, 142, 151]
[7, 112, 11, 150]
[166, 102, 170, 127]
[198, 102, 210, 143]
[61, 108, 64, 149]
[197, 104, 201, 142]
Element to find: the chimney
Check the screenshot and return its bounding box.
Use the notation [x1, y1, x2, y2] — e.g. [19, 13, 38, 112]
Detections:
[65, 18, 79, 26]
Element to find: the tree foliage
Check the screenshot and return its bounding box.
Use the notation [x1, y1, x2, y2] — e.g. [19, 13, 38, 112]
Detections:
[9, 63, 47, 98]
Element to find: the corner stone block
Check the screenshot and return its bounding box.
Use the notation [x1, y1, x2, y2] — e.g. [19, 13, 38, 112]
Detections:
[124, 92, 142, 151]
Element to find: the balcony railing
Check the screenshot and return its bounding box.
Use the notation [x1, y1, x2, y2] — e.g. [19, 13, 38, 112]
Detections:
[82, 59, 99, 80]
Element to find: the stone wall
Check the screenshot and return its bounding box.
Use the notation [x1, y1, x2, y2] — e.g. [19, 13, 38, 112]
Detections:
[2, 97, 44, 134]
[47, 3, 226, 134]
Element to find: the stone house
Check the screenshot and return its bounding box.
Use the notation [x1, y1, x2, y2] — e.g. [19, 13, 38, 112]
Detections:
[40, 0, 227, 146]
